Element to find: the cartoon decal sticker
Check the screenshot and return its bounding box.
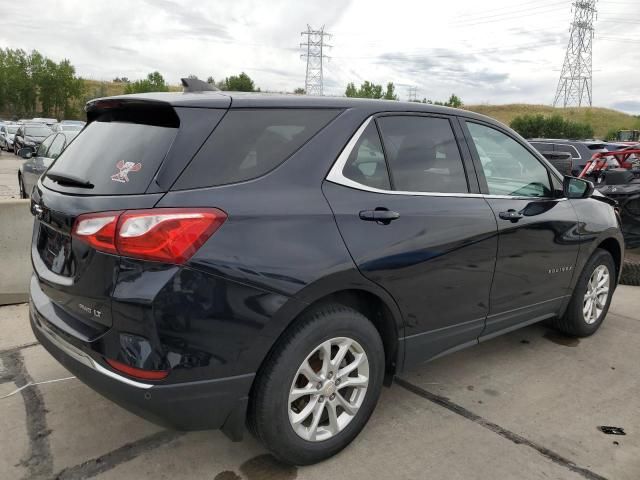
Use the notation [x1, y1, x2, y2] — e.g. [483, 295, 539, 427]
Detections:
[111, 160, 142, 183]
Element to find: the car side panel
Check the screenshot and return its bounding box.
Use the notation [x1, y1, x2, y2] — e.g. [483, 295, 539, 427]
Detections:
[323, 181, 498, 365]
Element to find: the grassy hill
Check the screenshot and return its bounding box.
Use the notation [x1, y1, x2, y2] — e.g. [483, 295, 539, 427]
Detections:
[464, 104, 640, 139]
[82, 79, 182, 97]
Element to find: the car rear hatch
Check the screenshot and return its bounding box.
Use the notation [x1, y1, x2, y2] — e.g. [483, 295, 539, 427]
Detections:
[31, 96, 230, 341]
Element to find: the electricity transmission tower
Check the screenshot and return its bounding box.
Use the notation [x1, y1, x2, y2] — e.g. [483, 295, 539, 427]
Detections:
[300, 25, 331, 96]
[553, 0, 597, 107]
[407, 86, 418, 102]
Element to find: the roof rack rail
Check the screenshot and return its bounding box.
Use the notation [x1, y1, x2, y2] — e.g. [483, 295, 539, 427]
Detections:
[181, 77, 219, 93]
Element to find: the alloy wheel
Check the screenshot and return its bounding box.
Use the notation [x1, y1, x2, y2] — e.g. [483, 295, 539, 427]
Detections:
[583, 264, 610, 324]
[288, 337, 369, 442]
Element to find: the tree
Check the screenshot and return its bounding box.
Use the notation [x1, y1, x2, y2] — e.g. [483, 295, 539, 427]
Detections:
[510, 114, 594, 139]
[383, 82, 398, 101]
[294, 87, 305, 94]
[344, 80, 397, 100]
[224, 72, 256, 91]
[124, 71, 169, 94]
[0, 48, 84, 118]
[446, 94, 463, 108]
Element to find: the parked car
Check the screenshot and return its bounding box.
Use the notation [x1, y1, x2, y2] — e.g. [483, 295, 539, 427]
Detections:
[528, 139, 607, 175]
[17, 131, 78, 198]
[31, 117, 58, 127]
[13, 123, 52, 153]
[29, 88, 624, 465]
[52, 123, 84, 133]
[0, 123, 19, 151]
[604, 142, 629, 151]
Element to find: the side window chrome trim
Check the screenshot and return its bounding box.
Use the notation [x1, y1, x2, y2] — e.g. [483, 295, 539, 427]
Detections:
[553, 143, 581, 160]
[326, 115, 563, 201]
[326, 115, 485, 199]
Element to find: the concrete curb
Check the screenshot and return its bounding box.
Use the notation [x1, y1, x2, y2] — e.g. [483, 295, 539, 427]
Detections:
[0, 199, 33, 305]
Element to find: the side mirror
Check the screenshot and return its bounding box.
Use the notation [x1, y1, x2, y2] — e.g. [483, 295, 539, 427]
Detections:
[18, 148, 33, 159]
[563, 176, 594, 199]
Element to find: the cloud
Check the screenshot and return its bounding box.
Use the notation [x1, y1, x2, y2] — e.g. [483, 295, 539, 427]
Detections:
[109, 46, 138, 55]
[610, 101, 640, 115]
[376, 51, 509, 88]
[0, 0, 634, 105]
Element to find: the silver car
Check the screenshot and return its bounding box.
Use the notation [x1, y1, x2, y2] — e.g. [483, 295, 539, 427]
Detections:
[0, 123, 19, 152]
[18, 131, 78, 198]
[52, 122, 85, 133]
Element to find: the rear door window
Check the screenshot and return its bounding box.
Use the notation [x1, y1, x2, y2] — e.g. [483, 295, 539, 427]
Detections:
[47, 134, 66, 159]
[376, 115, 468, 193]
[554, 144, 581, 159]
[44, 121, 178, 195]
[36, 135, 55, 157]
[173, 109, 339, 189]
[529, 142, 551, 153]
[342, 123, 390, 190]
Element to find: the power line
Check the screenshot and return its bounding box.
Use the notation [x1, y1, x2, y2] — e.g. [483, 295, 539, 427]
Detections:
[453, 1, 567, 24]
[300, 25, 331, 96]
[554, 0, 598, 107]
[456, 0, 563, 19]
[452, 4, 569, 26]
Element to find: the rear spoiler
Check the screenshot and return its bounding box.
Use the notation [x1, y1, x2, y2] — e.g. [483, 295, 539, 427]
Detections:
[84, 98, 180, 128]
[181, 77, 219, 93]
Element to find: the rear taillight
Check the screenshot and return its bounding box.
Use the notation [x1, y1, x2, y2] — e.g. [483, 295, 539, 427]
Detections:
[72, 208, 227, 264]
[105, 358, 169, 380]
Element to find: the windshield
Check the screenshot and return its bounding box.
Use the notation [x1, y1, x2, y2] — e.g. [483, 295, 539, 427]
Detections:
[62, 125, 82, 131]
[25, 126, 52, 137]
[7, 126, 18, 134]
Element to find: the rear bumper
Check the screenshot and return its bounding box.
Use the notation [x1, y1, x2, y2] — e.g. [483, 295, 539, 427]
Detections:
[30, 301, 254, 435]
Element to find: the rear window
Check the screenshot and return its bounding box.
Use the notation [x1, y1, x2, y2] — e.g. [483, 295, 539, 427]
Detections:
[173, 109, 339, 189]
[44, 121, 177, 195]
[25, 125, 52, 137]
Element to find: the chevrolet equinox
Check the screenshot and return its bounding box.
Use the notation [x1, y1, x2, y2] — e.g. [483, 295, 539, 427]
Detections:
[29, 82, 624, 465]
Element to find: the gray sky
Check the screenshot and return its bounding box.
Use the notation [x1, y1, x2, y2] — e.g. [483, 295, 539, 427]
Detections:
[1, 0, 638, 112]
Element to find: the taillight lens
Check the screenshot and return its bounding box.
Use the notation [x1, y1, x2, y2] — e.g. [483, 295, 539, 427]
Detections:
[72, 208, 227, 264]
[73, 211, 120, 254]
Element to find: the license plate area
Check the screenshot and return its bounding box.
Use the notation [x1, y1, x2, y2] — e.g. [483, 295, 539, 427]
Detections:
[36, 222, 75, 277]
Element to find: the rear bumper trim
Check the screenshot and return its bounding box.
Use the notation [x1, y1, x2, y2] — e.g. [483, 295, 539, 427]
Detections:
[35, 310, 153, 389]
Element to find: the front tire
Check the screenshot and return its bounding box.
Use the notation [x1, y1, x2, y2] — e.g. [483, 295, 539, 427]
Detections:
[248, 304, 385, 465]
[552, 249, 616, 337]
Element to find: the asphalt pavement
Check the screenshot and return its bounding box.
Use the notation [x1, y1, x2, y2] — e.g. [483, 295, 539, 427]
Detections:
[1, 287, 639, 479]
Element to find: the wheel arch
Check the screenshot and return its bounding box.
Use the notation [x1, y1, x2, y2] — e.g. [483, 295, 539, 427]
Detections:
[255, 271, 406, 392]
[597, 237, 622, 280]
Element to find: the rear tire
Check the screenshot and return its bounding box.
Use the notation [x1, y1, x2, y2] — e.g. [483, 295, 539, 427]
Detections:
[621, 256, 640, 286]
[18, 175, 27, 199]
[248, 304, 385, 465]
[552, 249, 615, 337]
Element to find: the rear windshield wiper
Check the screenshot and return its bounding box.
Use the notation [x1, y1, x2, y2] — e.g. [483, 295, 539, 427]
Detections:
[46, 172, 94, 189]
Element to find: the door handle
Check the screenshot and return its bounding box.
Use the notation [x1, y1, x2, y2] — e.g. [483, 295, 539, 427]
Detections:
[359, 208, 400, 225]
[498, 209, 523, 222]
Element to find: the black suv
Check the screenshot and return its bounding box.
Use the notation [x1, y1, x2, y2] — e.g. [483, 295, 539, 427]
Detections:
[30, 89, 623, 465]
[528, 138, 607, 175]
